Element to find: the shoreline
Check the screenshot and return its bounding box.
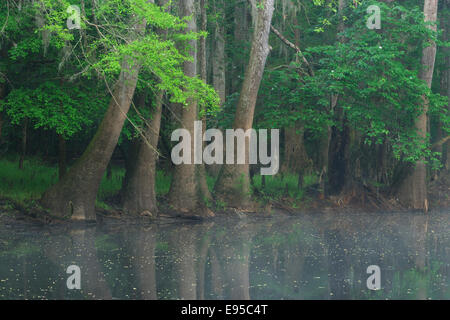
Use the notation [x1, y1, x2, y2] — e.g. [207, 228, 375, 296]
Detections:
[1, 188, 448, 227]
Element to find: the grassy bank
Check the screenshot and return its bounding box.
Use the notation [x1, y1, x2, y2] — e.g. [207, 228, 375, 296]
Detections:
[0, 157, 317, 211]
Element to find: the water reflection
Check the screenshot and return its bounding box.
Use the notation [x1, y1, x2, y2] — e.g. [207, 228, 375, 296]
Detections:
[0, 211, 449, 300]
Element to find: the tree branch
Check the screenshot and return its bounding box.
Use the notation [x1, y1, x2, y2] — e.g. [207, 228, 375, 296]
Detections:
[270, 25, 315, 77]
[432, 135, 450, 149]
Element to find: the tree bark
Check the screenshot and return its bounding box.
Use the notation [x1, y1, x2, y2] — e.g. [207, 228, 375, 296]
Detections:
[0, 82, 4, 142]
[212, 0, 226, 104]
[441, 0, 450, 171]
[327, 0, 363, 198]
[281, 122, 310, 187]
[120, 0, 163, 216]
[396, 0, 438, 211]
[205, 0, 226, 178]
[58, 134, 67, 180]
[197, 0, 213, 203]
[318, 0, 345, 198]
[0, 112, 3, 143]
[230, 2, 251, 95]
[121, 91, 162, 216]
[214, 0, 275, 209]
[168, 0, 212, 216]
[19, 118, 28, 170]
[41, 55, 141, 221]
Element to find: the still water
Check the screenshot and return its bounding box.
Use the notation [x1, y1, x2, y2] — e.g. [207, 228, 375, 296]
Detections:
[0, 211, 449, 300]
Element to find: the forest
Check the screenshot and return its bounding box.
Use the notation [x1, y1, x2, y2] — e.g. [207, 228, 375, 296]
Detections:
[0, 0, 449, 223]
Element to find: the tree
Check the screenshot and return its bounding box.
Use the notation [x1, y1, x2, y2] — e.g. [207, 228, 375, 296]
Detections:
[211, 0, 226, 105]
[41, 54, 143, 221]
[4, 82, 106, 175]
[214, 0, 275, 209]
[40, 0, 214, 221]
[168, 0, 214, 216]
[121, 0, 169, 216]
[396, 0, 439, 211]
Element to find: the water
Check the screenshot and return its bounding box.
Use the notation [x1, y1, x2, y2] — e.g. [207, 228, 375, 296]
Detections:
[0, 211, 449, 300]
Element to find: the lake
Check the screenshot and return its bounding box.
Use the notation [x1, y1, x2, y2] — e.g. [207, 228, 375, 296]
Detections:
[0, 210, 449, 300]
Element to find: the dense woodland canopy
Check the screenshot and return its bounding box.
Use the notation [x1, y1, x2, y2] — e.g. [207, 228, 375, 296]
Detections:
[0, 0, 448, 222]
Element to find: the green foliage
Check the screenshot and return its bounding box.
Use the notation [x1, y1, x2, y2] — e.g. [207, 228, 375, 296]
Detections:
[38, 0, 219, 110]
[2, 81, 107, 138]
[252, 173, 317, 203]
[258, 1, 448, 165]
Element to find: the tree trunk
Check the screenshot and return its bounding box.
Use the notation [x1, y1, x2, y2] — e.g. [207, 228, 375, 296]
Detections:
[278, 19, 311, 186]
[318, 122, 333, 198]
[328, 115, 358, 196]
[58, 134, 67, 180]
[396, 0, 438, 210]
[281, 122, 310, 175]
[327, 0, 363, 198]
[0, 112, 3, 143]
[0, 82, 4, 142]
[442, 0, 450, 171]
[214, 0, 275, 209]
[206, 0, 226, 179]
[198, 0, 213, 202]
[230, 2, 251, 95]
[318, 0, 345, 198]
[19, 118, 28, 170]
[41, 55, 141, 221]
[212, 0, 226, 105]
[168, 0, 212, 216]
[122, 90, 163, 216]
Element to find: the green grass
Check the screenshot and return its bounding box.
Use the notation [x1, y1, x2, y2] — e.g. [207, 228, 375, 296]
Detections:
[155, 170, 172, 196]
[0, 158, 175, 208]
[0, 158, 58, 202]
[97, 166, 125, 202]
[0, 157, 316, 209]
[252, 173, 318, 203]
[97, 167, 174, 201]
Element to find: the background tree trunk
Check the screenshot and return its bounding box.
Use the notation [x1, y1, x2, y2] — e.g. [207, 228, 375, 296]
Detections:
[0, 82, 4, 143]
[197, 0, 213, 203]
[121, 0, 168, 216]
[229, 2, 251, 95]
[441, 0, 450, 171]
[327, 0, 359, 197]
[168, 0, 212, 216]
[0, 112, 3, 143]
[396, 0, 438, 210]
[281, 121, 310, 189]
[121, 91, 163, 216]
[212, 0, 226, 105]
[318, 0, 345, 198]
[58, 134, 67, 180]
[206, 0, 226, 178]
[19, 118, 27, 170]
[214, 0, 275, 209]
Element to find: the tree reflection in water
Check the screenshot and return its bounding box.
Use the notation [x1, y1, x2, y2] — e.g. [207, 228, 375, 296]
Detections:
[0, 211, 449, 300]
